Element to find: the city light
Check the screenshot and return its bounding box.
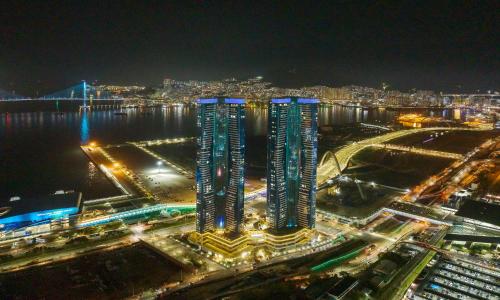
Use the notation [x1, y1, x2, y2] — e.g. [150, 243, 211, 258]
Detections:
[1, 3, 498, 299]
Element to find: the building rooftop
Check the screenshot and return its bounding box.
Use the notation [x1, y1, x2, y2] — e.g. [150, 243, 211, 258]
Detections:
[271, 97, 319, 104]
[197, 97, 245, 104]
[373, 259, 398, 276]
[0, 191, 82, 224]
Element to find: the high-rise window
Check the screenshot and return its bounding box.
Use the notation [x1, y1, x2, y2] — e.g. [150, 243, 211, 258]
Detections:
[267, 97, 318, 231]
[196, 98, 245, 235]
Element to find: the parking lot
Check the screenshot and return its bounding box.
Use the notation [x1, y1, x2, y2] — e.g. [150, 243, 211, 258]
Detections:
[414, 257, 500, 300]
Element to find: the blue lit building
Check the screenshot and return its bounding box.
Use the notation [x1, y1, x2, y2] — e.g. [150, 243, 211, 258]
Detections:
[196, 97, 245, 235]
[267, 97, 318, 231]
[0, 192, 82, 232]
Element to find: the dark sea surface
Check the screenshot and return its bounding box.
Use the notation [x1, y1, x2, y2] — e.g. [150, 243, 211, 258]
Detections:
[0, 104, 470, 202]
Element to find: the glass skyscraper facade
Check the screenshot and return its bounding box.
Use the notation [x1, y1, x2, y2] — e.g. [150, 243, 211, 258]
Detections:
[196, 97, 245, 235]
[267, 97, 318, 231]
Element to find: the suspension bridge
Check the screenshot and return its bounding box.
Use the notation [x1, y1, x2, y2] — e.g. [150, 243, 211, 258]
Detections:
[0, 81, 125, 106]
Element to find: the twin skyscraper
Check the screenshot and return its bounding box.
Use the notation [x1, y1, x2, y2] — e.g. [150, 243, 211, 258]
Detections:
[196, 97, 318, 238]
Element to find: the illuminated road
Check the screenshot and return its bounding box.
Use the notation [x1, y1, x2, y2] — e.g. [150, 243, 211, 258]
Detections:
[0, 220, 196, 274]
[78, 204, 195, 227]
[384, 203, 451, 226]
[317, 127, 490, 185]
[359, 123, 392, 131]
[371, 144, 464, 160]
[326, 223, 426, 276]
[130, 137, 195, 147]
[0, 236, 132, 273]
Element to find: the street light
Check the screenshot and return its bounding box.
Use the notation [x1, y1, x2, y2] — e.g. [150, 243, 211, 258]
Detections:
[157, 161, 163, 173]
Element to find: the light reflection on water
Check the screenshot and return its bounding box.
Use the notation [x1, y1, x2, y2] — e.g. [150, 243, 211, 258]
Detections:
[0, 105, 473, 201]
[80, 111, 89, 145]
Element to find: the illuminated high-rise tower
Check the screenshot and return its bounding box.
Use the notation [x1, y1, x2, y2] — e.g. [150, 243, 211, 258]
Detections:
[196, 97, 245, 235]
[267, 97, 318, 231]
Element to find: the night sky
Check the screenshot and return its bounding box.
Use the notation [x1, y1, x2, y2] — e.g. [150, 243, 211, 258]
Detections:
[1, 1, 498, 95]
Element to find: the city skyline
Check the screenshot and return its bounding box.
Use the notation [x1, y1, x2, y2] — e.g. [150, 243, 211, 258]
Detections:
[1, 1, 499, 94]
[0, 1, 498, 299]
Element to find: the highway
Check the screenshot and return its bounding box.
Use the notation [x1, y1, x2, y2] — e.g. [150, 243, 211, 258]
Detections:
[1, 127, 494, 299]
[371, 143, 464, 160]
[317, 127, 490, 185]
[129, 137, 196, 147]
[0, 235, 133, 274]
[0, 220, 195, 274]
